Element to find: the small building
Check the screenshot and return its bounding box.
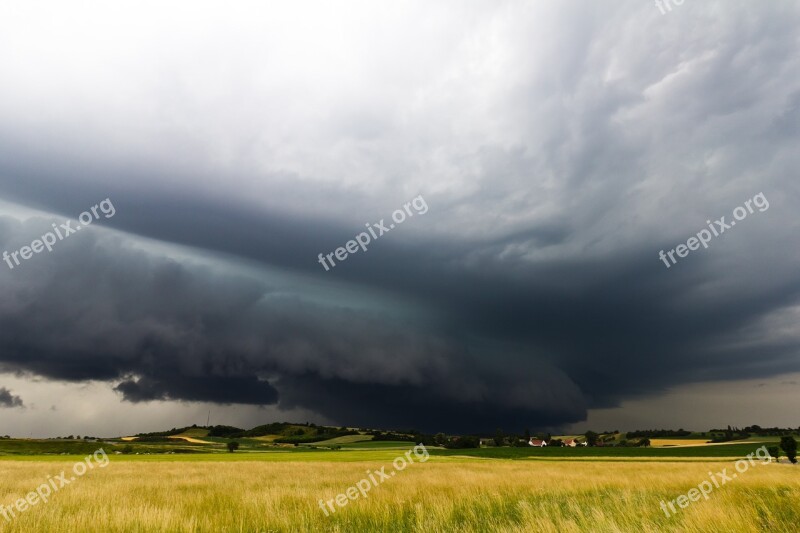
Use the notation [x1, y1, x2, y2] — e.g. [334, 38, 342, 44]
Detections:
[528, 438, 548, 447]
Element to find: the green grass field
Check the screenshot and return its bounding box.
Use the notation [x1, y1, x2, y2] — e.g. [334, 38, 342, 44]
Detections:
[304, 435, 375, 448]
[0, 435, 787, 459]
[430, 442, 778, 459]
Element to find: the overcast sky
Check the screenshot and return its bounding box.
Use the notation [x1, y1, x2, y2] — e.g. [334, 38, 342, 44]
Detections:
[1, 0, 798, 437]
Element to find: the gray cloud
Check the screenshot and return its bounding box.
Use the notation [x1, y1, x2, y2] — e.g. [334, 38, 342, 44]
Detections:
[0, 0, 798, 432]
[0, 387, 23, 408]
[0, 215, 587, 431]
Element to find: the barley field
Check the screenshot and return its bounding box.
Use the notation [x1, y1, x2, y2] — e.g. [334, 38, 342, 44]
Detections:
[1, 453, 798, 532]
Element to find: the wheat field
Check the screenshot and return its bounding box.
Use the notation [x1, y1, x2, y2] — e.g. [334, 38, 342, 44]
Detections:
[1, 456, 798, 532]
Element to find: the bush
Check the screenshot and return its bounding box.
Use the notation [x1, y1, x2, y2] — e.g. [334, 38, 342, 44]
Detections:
[273, 428, 358, 444]
[626, 429, 691, 439]
[134, 436, 178, 443]
[443, 436, 480, 449]
[134, 427, 186, 438]
[208, 425, 245, 438]
[780, 436, 797, 464]
[767, 446, 780, 462]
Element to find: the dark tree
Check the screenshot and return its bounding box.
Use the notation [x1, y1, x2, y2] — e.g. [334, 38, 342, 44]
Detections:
[494, 429, 505, 447]
[780, 436, 797, 464]
[584, 431, 599, 447]
[227, 441, 240, 453]
[444, 436, 480, 449]
[767, 446, 780, 462]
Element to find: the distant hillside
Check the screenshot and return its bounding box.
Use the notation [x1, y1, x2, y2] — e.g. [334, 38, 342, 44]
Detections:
[135, 422, 359, 444]
[207, 422, 358, 443]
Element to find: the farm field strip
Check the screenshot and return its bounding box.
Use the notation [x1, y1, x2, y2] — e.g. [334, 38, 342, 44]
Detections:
[1, 456, 798, 532]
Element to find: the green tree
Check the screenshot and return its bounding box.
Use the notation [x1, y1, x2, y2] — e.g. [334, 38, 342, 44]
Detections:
[767, 446, 780, 462]
[513, 435, 528, 447]
[780, 436, 797, 464]
[434, 433, 447, 446]
[227, 441, 240, 453]
[494, 429, 505, 447]
[584, 431, 599, 447]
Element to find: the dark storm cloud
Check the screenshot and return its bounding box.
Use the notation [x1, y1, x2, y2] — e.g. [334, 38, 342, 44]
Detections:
[0, 184, 796, 432]
[115, 376, 278, 404]
[276, 375, 579, 434]
[0, 214, 587, 431]
[0, 387, 23, 408]
[0, 1, 799, 432]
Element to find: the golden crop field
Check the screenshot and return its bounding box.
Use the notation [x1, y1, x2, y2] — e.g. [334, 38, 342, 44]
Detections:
[648, 439, 713, 447]
[1, 455, 798, 532]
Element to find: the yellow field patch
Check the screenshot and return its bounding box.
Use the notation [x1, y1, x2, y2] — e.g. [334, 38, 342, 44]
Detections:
[167, 435, 213, 444]
[119, 435, 214, 444]
[651, 439, 711, 447]
[0, 458, 797, 532]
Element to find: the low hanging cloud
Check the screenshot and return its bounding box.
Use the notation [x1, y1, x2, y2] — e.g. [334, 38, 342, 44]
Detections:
[0, 214, 588, 432]
[0, 189, 797, 433]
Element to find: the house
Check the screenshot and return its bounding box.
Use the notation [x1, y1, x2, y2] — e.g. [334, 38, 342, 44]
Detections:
[563, 438, 578, 447]
[528, 438, 548, 447]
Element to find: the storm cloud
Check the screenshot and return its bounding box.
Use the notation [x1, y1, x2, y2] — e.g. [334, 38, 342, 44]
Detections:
[0, 0, 798, 433]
